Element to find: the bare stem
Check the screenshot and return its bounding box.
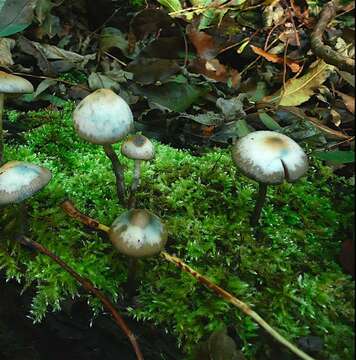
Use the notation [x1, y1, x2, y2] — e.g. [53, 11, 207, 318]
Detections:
[128, 160, 141, 209]
[103, 144, 126, 206]
[250, 182, 268, 227]
[17, 235, 144, 360]
[0, 93, 4, 165]
[161, 251, 315, 360]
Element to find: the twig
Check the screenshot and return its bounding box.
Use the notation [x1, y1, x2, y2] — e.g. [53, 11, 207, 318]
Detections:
[60, 199, 316, 360]
[311, 0, 355, 74]
[285, 0, 301, 47]
[17, 235, 144, 360]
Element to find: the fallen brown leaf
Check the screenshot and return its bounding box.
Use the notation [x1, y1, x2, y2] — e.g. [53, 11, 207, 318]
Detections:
[250, 45, 301, 73]
[335, 90, 355, 114]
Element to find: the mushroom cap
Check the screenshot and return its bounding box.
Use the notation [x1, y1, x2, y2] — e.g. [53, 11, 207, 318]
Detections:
[0, 161, 52, 205]
[121, 135, 155, 160]
[232, 131, 308, 184]
[73, 88, 134, 145]
[109, 209, 167, 258]
[0, 71, 34, 94]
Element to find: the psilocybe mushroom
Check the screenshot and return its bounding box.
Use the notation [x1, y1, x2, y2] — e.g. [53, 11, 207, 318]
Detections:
[73, 88, 134, 205]
[110, 208, 167, 295]
[61, 199, 316, 360]
[121, 135, 155, 208]
[0, 71, 34, 164]
[0, 160, 52, 234]
[232, 131, 308, 226]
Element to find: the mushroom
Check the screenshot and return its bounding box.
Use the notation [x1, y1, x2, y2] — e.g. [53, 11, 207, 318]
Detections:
[73, 88, 134, 204]
[0, 160, 52, 234]
[110, 208, 167, 295]
[0, 71, 34, 164]
[121, 135, 155, 208]
[232, 131, 308, 226]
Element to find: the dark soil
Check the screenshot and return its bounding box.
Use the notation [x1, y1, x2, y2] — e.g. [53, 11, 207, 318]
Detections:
[0, 273, 184, 360]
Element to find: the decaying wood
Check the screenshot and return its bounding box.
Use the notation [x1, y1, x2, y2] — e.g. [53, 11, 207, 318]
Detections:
[311, 0, 355, 74]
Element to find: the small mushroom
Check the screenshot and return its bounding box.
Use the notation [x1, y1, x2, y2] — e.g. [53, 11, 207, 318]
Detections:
[121, 135, 155, 208]
[73, 88, 134, 204]
[109, 209, 167, 257]
[0, 161, 52, 235]
[0, 71, 34, 164]
[109, 208, 167, 296]
[232, 131, 308, 226]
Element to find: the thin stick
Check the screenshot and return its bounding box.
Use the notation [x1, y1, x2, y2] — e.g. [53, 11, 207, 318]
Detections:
[103, 144, 126, 206]
[60, 200, 315, 360]
[17, 235, 144, 360]
[161, 251, 315, 360]
[250, 182, 268, 226]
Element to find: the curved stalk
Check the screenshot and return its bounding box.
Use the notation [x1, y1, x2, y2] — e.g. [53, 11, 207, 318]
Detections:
[250, 182, 268, 227]
[128, 160, 142, 209]
[0, 93, 5, 164]
[103, 144, 126, 206]
[60, 199, 315, 360]
[17, 235, 144, 360]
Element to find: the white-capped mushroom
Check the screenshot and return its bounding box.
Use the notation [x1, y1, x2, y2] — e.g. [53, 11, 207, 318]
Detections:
[109, 209, 167, 258]
[73, 88, 134, 204]
[121, 135, 155, 208]
[0, 71, 34, 164]
[232, 131, 308, 226]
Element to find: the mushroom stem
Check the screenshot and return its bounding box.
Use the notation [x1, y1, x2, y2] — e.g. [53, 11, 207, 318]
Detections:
[128, 160, 142, 209]
[250, 182, 268, 227]
[103, 144, 126, 206]
[18, 201, 28, 236]
[0, 93, 4, 164]
[161, 251, 315, 360]
[16, 235, 144, 360]
[126, 258, 139, 298]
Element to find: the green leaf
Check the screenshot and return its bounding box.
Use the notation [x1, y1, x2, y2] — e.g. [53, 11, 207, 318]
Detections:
[263, 61, 334, 106]
[0, 0, 38, 37]
[313, 150, 355, 164]
[258, 112, 282, 130]
[134, 78, 210, 112]
[235, 119, 251, 137]
[157, 0, 182, 13]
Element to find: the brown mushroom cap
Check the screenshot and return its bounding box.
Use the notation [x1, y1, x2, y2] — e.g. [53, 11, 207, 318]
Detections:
[121, 135, 155, 160]
[232, 131, 308, 184]
[109, 209, 167, 257]
[73, 88, 134, 145]
[0, 71, 34, 94]
[0, 161, 52, 205]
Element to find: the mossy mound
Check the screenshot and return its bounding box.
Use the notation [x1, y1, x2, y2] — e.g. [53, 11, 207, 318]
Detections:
[0, 103, 354, 359]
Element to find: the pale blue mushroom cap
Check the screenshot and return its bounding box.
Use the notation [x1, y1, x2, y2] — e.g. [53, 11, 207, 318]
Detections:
[0, 161, 52, 205]
[73, 88, 134, 145]
[109, 209, 167, 257]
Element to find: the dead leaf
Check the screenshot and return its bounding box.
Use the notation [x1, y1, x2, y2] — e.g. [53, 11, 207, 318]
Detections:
[187, 25, 221, 60]
[189, 58, 240, 87]
[263, 60, 334, 106]
[330, 109, 341, 127]
[0, 37, 15, 66]
[335, 90, 355, 114]
[250, 45, 301, 73]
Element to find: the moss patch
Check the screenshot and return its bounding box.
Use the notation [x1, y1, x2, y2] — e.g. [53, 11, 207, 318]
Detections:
[0, 103, 354, 359]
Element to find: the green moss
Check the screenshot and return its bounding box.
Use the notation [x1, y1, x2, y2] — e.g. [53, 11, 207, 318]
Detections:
[0, 102, 354, 359]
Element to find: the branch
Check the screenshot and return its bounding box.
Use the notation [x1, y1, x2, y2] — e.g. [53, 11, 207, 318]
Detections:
[17, 235, 144, 360]
[311, 0, 355, 74]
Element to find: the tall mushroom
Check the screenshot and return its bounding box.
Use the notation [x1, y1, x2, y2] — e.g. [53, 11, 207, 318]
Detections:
[232, 131, 308, 226]
[0, 71, 34, 164]
[73, 88, 134, 205]
[121, 135, 155, 208]
[0, 160, 52, 234]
